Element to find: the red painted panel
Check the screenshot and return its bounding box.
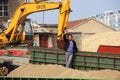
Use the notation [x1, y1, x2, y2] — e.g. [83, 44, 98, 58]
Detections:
[8, 50, 25, 56]
[39, 34, 48, 48]
[0, 50, 25, 56]
[97, 45, 120, 54]
[0, 50, 7, 55]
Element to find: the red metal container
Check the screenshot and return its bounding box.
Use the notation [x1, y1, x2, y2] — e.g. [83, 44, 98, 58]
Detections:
[97, 45, 120, 54]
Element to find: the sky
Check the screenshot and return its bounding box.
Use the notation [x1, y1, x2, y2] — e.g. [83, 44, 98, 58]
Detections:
[27, 0, 120, 24]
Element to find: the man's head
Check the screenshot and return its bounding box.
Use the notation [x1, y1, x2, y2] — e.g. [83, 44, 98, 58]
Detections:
[68, 34, 73, 41]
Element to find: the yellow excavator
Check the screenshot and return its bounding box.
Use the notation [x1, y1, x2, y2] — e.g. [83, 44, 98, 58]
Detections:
[0, 0, 70, 46]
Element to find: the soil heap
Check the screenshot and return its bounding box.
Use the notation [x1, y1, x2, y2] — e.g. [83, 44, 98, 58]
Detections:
[8, 64, 120, 79]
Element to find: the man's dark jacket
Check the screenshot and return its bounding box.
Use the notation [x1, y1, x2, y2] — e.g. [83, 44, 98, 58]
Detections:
[63, 34, 78, 53]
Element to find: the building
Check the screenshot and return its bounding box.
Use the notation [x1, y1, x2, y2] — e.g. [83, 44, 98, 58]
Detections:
[0, 0, 24, 26]
[91, 10, 120, 31]
[33, 18, 116, 50]
[32, 23, 58, 48]
[67, 18, 116, 50]
[23, 17, 117, 50]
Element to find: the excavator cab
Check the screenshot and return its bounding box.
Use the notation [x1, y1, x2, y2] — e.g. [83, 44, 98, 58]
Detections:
[21, 19, 34, 44]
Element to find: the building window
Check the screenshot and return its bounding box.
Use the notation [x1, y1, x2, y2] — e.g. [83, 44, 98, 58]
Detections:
[0, 0, 8, 17]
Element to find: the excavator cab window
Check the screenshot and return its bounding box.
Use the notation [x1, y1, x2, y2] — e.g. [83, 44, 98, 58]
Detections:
[24, 19, 34, 41]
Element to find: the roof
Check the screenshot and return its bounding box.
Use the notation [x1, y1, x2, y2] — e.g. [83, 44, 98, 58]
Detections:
[67, 18, 116, 31]
[39, 24, 57, 27]
[67, 18, 89, 29]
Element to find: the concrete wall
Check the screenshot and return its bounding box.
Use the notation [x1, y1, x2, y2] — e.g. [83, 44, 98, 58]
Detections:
[71, 33, 82, 51]
[48, 34, 54, 48]
[33, 34, 39, 46]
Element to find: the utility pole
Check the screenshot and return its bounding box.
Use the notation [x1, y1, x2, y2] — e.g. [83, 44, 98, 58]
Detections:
[42, 11, 44, 24]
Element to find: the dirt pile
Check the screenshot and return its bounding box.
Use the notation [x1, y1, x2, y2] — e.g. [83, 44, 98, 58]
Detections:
[8, 64, 120, 79]
[82, 32, 120, 52]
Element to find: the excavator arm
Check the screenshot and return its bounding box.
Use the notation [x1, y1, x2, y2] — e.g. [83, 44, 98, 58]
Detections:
[58, 0, 70, 39]
[0, 0, 70, 45]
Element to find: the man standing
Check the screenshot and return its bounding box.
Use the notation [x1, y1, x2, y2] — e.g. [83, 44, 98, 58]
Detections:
[63, 30, 78, 68]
